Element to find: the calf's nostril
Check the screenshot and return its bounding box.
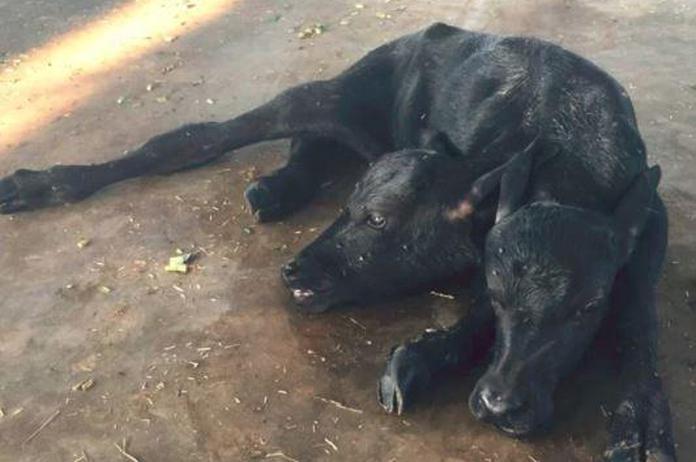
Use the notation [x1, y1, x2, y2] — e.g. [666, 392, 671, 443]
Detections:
[282, 261, 299, 278]
[481, 388, 500, 411]
[480, 386, 520, 416]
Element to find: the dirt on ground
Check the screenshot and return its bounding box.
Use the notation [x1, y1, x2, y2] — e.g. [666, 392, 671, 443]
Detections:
[0, 1, 694, 461]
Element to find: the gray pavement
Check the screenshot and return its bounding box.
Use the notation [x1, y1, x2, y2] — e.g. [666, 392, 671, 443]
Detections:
[0, 1, 694, 461]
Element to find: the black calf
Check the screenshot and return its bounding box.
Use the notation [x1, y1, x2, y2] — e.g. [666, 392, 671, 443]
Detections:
[0, 23, 675, 461]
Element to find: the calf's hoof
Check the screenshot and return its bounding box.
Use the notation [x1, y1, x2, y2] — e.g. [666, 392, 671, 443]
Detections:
[244, 170, 318, 223]
[604, 382, 676, 462]
[0, 167, 91, 214]
[0, 174, 22, 213]
[377, 345, 431, 415]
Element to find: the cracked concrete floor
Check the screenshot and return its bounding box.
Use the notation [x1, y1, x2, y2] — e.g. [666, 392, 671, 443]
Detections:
[0, 0, 694, 461]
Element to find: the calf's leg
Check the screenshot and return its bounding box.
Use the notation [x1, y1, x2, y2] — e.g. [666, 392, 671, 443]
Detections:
[378, 273, 495, 415]
[0, 80, 383, 214]
[245, 136, 358, 222]
[604, 197, 676, 462]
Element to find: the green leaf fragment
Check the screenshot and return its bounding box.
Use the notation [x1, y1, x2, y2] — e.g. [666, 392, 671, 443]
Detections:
[165, 252, 194, 273]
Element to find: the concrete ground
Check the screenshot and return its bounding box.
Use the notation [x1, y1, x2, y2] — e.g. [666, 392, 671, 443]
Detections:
[0, 0, 694, 460]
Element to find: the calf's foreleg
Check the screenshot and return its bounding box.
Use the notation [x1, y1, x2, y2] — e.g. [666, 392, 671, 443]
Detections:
[604, 197, 676, 462]
[378, 273, 495, 415]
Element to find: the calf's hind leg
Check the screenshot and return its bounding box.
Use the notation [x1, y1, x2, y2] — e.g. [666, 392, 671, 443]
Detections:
[0, 80, 383, 214]
[245, 137, 358, 222]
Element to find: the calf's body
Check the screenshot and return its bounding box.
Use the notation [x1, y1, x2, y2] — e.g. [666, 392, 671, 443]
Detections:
[0, 24, 675, 461]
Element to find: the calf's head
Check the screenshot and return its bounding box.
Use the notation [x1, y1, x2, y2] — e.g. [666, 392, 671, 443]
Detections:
[463, 147, 662, 436]
[281, 149, 485, 312]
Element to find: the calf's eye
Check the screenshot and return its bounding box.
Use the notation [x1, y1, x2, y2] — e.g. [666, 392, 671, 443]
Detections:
[366, 212, 387, 229]
[576, 302, 597, 317]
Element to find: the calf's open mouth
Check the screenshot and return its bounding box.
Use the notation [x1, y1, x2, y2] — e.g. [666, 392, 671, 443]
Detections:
[281, 267, 338, 312]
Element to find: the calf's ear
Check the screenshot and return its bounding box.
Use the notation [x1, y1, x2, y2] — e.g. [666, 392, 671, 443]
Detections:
[421, 130, 463, 158]
[446, 136, 538, 222]
[613, 165, 661, 263]
[494, 138, 538, 223]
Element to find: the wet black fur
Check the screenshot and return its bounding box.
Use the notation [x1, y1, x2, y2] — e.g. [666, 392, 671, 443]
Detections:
[0, 24, 675, 461]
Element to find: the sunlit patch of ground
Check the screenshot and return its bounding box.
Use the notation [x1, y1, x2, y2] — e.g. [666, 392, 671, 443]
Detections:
[0, 0, 238, 151]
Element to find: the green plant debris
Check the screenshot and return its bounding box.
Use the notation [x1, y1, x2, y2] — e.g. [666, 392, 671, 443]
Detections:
[165, 251, 195, 274]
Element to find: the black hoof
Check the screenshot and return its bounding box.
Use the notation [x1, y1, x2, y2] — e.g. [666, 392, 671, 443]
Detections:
[604, 383, 677, 462]
[377, 345, 431, 415]
[244, 180, 284, 222]
[0, 174, 24, 213]
[0, 167, 94, 214]
[244, 170, 318, 223]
